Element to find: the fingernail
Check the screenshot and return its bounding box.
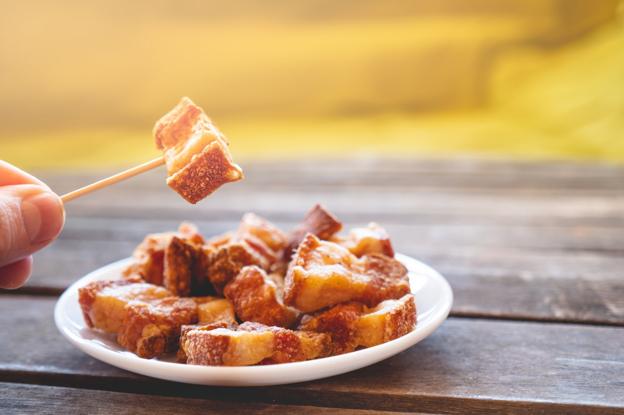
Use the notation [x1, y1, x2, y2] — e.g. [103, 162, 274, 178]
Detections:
[21, 190, 65, 244]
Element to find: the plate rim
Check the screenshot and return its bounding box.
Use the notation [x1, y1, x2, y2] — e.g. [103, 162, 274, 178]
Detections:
[54, 253, 453, 385]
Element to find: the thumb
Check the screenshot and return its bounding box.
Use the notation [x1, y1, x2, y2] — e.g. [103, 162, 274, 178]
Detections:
[0, 184, 65, 267]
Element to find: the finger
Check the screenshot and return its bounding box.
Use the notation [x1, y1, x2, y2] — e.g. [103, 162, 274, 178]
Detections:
[0, 184, 65, 267]
[0, 160, 50, 188]
[0, 256, 33, 289]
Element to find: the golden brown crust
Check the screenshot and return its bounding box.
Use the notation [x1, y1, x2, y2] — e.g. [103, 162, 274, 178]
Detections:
[298, 302, 365, 354]
[177, 222, 206, 246]
[234, 213, 288, 263]
[268, 259, 289, 276]
[161, 238, 215, 296]
[205, 232, 233, 250]
[117, 297, 198, 359]
[360, 254, 409, 302]
[238, 213, 288, 252]
[284, 234, 409, 313]
[177, 321, 234, 362]
[224, 266, 299, 328]
[240, 322, 331, 364]
[123, 238, 166, 285]
[207, 242, 269, 295]
[80, 205, 411, 364]
[355, 294, 416, 347]
[78, 280, 172, 333]
[184, 329, 239, 366]
[287, 204, 342, 256]
[163, 236, 195, 296]
[239, 322, 331, 364]
[78, 279, 119, 329]
[337, 223, 394, 258]
[195, 297, 237, 325]
[154, 97, 243, 204]
[123, 223, 204, 286]
[184, 322, 330, 366]
[153, 97, 204, 150]
[166, 140, 243, 204]
[299, 294, 416, 354]
[206, 214, 287, 294]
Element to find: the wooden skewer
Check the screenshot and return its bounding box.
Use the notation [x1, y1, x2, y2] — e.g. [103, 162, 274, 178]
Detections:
[60, 156, 165, 203]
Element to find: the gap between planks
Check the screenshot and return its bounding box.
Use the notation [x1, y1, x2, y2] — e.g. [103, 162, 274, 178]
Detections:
[0, 382, 418, 415]
[0, 374, 620, 415]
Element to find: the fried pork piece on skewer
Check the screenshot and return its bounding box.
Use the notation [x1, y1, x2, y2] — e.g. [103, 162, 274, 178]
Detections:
[123, 223, 203, 285]
[154, 97, 243, 204]
[286, 204, 342, 258]
[78, 279, 172, 333]
[284, 234, 410, 313]
[183, 322, 331, 366]
[334, 222, 395, 258]
[117, 296, 198, 358]
[207, 213, 288, 294]
[224, 266, 299, 328]
[299, 294, 416, 354]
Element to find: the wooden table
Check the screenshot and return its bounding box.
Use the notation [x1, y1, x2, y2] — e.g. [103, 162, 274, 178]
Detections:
[2, 158, 623, 414]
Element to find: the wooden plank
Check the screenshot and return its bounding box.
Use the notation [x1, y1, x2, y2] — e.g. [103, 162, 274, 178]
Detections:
[1, 296, 623, 414]
[1, 382, 412, 415]
[448, 273, 624, 325]
[39, 163, 624, 227]
[55, 174, 624, 210]
[37, 159, 624, 230]
[38, 158, 624, 192]
[62, 203, 624, 229]
[44, 164, 624, 227]
[55, 185, 624, 230]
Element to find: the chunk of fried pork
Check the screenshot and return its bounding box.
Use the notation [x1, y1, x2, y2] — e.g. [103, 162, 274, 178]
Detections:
[183, 322, 330, 366]
[154, 97, 243, 204]
[284, 234, 409, 313]
[299, 294, 416, 354]
[207, 214, 287, 294]
[224, 266, 299, 328]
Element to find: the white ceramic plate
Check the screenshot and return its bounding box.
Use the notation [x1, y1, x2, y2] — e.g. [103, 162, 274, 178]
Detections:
[55, 254, 453, 386]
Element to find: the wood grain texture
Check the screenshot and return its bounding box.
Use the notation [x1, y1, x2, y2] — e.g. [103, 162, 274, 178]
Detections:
[39, 158, 624, 192]
[56, 184, 624, 225]
[38, 159, 624, 229]
[1, 383, 414, 415]
[1, 296, 622, 414]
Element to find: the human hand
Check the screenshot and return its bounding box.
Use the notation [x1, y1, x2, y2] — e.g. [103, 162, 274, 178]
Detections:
[0, 161, 65, 289]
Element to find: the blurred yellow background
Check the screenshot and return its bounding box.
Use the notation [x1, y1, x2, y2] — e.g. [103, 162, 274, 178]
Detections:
[1, 0, 622, 169]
